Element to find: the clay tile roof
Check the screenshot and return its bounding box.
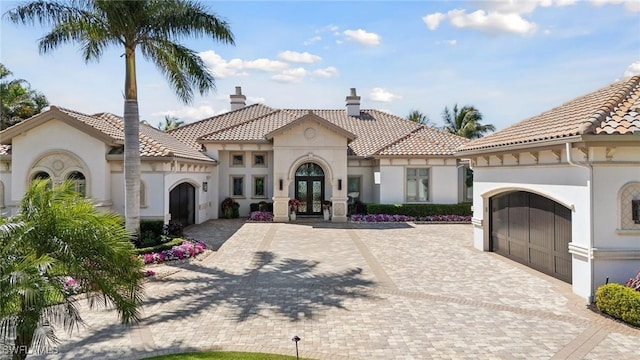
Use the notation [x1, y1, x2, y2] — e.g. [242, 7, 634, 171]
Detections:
[178, 107, 464, 157]
[458, 75, 640, 153]
[377, 127, 470, 156]
[168, 104, 276, 150]
[58, 107, 124, 141]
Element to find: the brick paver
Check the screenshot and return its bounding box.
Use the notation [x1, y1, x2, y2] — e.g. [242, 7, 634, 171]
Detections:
[22, 220, 640, 359]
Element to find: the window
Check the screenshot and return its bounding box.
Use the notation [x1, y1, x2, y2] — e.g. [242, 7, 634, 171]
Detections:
[32, 171, 53, 188]
[231, 175, 245, 197]
[140, 181, 147, 208]
[252, 176, 267, 198]
[253, 152, 267, 167]
[230, 153, 244, 167]
[620, 182, 640, 230]
[67, 171, 86, 197]
[463, 167, 473, 202]
[347, 176, 361, 203]
[406, 168, 429, 202]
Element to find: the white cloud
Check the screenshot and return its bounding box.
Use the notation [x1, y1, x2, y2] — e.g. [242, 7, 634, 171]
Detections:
[448, 9, 537, 35]
[591, 0, 640, 11]
[312, 66, 339, 78]
[271, 67, 307, 83]
[303, 36, 321, 45]
[343, 29, 381, 46]
[369, 87, 401, 102]
[624, 60, 640, 77]
[423, 12, 446, 30]
[247, 96, 265, 104]
[199, 50, 289, 78]
[154, 104, 220, 120]
[278, 50, 322, 64]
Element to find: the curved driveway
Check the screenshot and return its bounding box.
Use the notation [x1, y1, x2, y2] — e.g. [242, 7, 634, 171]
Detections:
[35, 221, 640, 359]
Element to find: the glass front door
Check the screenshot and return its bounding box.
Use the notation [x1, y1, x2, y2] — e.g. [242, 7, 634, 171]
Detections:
[294, 163, 325, 215]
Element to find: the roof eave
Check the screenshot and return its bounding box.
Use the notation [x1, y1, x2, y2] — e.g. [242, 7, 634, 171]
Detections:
[106, 154, 217, 165]
[455, 135, 583, 156]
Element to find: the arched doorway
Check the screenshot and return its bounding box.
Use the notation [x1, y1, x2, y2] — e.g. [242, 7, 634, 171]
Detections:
[295, 163, 325, 215]
[169, 183, 195, 226]
[490, 191, 572, 283]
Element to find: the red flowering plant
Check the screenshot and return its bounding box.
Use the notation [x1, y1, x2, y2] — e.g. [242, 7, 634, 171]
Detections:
[288, 199, 301, 213]
[625, 270, 640, 291]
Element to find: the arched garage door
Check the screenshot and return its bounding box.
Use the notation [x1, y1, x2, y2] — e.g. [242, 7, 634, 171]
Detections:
[490, 191, 572, 283]
[169, 183, 195, 226]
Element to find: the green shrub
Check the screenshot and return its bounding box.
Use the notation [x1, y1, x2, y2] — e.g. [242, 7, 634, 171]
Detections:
[364, 203, 472, 217]
[595, 283, 640, 327]
[133, 237, 185, 256]
[250, 201, 273, 213]
[221, 197, 240, 218]
[138, 220, 165, 247]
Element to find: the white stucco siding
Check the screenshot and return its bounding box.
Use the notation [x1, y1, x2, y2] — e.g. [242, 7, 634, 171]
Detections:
[141, 172, 165, 220]
[378, 161, 461, 204]
[431, 166, 460, 203]
[592, 165, 640, 247]
[217, 150, 273, 217]
[11, 119, 110, 203]
[379, 166, 403, 204]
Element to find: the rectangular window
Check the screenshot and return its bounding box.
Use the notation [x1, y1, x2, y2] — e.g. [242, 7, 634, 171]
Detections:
[230, 152, 244, 167]
[347, 176, 361, 203]
[231, 176, 245, 197]
[463, 167, 473, 202]
[406, 168, 429, 202]
[253, 176, 267, 198]
[253, 152, 267, 167]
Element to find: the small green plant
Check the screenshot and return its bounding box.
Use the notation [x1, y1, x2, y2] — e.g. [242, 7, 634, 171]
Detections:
[595, 283, 640, 327]
[221, 197, 240, 218]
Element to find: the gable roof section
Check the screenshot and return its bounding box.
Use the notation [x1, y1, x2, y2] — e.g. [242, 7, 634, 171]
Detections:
[200, 109, 298, 142]
[264, 111, 357, 141]
[0, 106, 121, 145]
[0, 106, 213, 162]
[458, 76, 640, 154]
[376, 127, 470, 156]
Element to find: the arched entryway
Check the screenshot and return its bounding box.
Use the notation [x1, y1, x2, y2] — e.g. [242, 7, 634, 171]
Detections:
[295, 163, 325, 215]
[490, 191, 572, 283]
[169, 183, 195, 226]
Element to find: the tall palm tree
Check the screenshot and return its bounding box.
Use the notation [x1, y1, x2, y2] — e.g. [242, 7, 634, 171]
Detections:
[0, 180, 144, 360]
[406, 109, 432, 126]
[441, 104, 495, 139]
[0, 63, 48, 130]
[158, 115, 184, 131]
[6, 0, 234, 235]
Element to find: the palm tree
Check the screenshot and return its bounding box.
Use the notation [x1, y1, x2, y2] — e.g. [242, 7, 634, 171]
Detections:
[0, 63, 48, 130]
[406, 110, 432, 126]
[6, 0, 235, 236]
[0, 180, 144, 360]
[441, 104, 495, 139]
[158, 115, 184, 131]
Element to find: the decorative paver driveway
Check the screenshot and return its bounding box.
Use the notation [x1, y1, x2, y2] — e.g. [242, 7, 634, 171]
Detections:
[29, 221, 640, 359]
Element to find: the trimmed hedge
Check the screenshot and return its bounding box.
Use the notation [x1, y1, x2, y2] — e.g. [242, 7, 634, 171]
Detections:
[250, 201, 273, 213]
[133, 237, 185, 256]
[595, 283, 640, 327]
[364, 203, 472, 217]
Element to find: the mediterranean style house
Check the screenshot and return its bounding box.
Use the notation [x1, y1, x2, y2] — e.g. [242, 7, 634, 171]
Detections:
[457, 75, 640, 302]
[0, 87, 470, 224]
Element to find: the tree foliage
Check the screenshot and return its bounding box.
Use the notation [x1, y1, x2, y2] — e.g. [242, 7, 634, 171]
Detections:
[0, 63, 49, 130]
[0, 181, 144, 360]
[441, 104, 495, 139]
[158, 115, 184, 131]
[406, 110, 432, 126]
[5, 0, 234, 235]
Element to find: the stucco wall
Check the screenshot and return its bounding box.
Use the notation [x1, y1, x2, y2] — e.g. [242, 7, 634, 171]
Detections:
[11, 119, 110, 203]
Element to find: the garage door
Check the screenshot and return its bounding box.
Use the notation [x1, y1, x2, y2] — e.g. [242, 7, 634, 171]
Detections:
[490, 191, 572, 283]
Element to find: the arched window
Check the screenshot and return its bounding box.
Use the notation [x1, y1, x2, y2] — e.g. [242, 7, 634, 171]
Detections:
[67, 171, 86, 197]
[295, 163, 324, 176]
[32, 171, 51, 181]
[620, 182, 640, 230]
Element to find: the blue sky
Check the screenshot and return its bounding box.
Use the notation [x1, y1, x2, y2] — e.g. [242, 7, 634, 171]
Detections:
[1, 0, 639, 130]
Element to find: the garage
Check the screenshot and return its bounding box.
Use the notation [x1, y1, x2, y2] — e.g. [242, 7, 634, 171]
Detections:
[490, 191, 572, 283]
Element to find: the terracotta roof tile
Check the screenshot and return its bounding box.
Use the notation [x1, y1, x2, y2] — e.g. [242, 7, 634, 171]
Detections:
[376, 127, 470, 156]
[458, 76, 640, 153]
[200, 110, 298, 142]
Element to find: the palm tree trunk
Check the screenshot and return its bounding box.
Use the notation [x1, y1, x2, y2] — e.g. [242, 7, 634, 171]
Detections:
[124, 46, 140, 237]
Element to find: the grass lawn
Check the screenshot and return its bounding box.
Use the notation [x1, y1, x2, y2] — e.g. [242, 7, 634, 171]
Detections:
[144, 351, 309, 360]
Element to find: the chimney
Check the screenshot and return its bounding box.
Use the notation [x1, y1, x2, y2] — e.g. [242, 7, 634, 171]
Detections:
[230, 86, 246, 111]
[345, 88, 360, 116]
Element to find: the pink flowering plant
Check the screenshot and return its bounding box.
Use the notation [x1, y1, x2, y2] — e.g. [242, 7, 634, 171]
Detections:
[625, 270, 640, 291]
[62, 277, 83, 296]
[140, 239, 207, 265]
[349, 214, 472, 223]
[288, 199, 301, 212]
[249, 211, 273, 222]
